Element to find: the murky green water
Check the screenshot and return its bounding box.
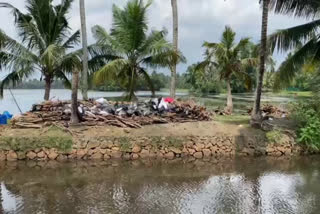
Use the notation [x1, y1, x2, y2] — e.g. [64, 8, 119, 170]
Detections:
[0, 157, 319, 214]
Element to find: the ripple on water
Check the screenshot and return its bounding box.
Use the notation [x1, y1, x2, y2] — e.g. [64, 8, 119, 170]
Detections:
[0, 157, 320, 214]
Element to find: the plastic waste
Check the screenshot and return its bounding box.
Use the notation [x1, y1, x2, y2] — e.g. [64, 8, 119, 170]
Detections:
[96, 98, 108, 104]
[151, 98, 159, 110]
[3, 111, 13, 119]
[0, 114, 7, 125]
[99, 111, 110, 116]
[164, 97, 174, 103]
[0, 111, 13, 125]
[158, 98, 168, 111]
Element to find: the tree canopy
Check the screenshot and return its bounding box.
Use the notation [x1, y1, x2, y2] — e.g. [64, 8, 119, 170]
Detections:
[0, 0, 82, 100]
[92, 0, 185, 101]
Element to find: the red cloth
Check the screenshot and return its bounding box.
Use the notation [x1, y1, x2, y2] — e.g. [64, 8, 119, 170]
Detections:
[164, 97, 174, 103]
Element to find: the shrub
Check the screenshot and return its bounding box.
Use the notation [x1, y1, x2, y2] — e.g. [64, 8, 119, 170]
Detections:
[289, 99, 320, 151]
[266, 130, 283, 143]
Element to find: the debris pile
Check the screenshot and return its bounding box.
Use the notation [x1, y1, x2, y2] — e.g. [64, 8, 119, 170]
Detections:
[248, 104, 288, 118]
[11, 98, 211, 129]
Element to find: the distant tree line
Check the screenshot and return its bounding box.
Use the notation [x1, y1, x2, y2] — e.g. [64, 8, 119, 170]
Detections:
[1, 79, 66, 89]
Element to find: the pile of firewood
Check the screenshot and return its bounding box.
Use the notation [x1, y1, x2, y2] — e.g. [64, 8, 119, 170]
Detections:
[247, 104, 288, 118]
[11, 99, 211, 129]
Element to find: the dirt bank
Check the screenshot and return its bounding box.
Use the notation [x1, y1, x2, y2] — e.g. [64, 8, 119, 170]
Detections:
[0, 121, 316, 162]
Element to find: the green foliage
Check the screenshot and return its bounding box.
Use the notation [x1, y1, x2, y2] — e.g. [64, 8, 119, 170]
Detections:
[197, 26, 257, 84]
[298, 117, 320, 151]
[0, 136, 73, 152]
[194, 27, 260, 97]
[93, 71, 190, 92]
[92, 0, 185, 101]
[117, 137, 132, 152]
[269, 0, 320, 91]
[0, 125, 73, 152]
[185, 63, 222, 94]
[0, 0, 84, 99]
[266, 130, 283, 143]
[290, 99, 320, 151]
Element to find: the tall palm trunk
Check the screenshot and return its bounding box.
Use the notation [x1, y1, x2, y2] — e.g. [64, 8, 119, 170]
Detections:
[44, 76, 52, 100]
[0, 184, 3, 214]
[71, 70, 80, 124]
[128, 68, 137, 101]
[80, 0, 89, 101]
[170, 0, 178, 98]
[251, 0, 269, 127]
[226, 79, 233, 114]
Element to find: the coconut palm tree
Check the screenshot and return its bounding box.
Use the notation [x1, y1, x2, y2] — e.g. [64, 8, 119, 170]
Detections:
[71, 69, 80, 124]
[93, 0, 185, 101]
[0, 184, 2, 213]
[79, 0, 89, 101]
[251, 0, 270, 127]
[197, 26, 257, 114]
[170, 0, 178, 98]
[0, 0, 81, 100]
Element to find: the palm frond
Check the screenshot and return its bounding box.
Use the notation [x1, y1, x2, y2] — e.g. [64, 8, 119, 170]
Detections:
[269, 19, 320, 52]
[221, 26, 236, 49]
[62, 30, 80, 48]
[0, 2, 47, 50]
[94, 59, 129, 85]
[58, 51, 82, 73]
[92, 25, 125, 55]
[269, 0, 320, 18]
[138, 67, 155, 96]
[139, 29, 169, 56]
[39, 44, 65, 71]
[111, 0, 149, 51]
[142, 48, 186, 68]
[273, 38, 318, 90]
[55, 71, 72, 89]
[0, 67, 34, 98]
[234, 38, 250, 53]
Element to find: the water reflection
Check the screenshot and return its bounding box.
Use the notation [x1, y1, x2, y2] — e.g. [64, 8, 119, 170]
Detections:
[0, 157, 319, 214]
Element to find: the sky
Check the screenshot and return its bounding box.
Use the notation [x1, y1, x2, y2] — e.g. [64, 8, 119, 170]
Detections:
[0, 0, 309, 79]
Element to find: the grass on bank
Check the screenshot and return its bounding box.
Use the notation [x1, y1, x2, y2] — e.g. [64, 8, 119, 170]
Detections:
[272, 91, 312, 98]
[0, 125, 73, 152]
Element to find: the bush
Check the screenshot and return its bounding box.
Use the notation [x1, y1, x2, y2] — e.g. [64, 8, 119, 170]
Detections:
[266, 130, 283, 143]
[290, 99, 320, 151]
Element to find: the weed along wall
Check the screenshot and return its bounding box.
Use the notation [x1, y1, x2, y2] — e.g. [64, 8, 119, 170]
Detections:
[0, 126, 316, 162]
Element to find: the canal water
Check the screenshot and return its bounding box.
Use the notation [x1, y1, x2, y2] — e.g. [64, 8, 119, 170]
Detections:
[0, 157, 319, 214]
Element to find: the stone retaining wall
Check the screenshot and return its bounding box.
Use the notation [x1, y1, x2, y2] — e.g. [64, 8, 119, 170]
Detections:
[0, 134, 314, 162]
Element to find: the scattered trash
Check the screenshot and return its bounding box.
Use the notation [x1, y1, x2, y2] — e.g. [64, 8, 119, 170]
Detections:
[96, 98, 108, 104]
[164, 97, 174, 103]
[0, 114, 7, 125]
[0, 111, 13, 125]
[3, 111, 13, 119]
[11, 98, 211, 129]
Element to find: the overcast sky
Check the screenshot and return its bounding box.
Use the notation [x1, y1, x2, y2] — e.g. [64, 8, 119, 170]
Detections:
[0, 0, 309, 78]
